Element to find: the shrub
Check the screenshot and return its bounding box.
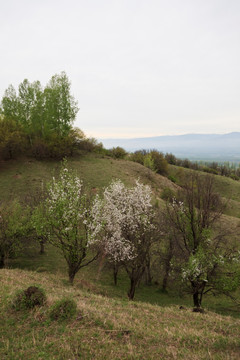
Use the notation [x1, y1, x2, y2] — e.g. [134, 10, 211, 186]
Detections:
[149, 150, 168, 175]
[161, 187, 176, 201]
[12, 286, 46, 310]
[108, 146, 127, 159]
[168, 174, 177, 183]
[129, 150, 146, 165]
[49, 298, 77, 321]
[31, 139, 49, 159]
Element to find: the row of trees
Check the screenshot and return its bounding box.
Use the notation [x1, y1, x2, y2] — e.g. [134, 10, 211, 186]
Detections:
[1, 161, 240, 308]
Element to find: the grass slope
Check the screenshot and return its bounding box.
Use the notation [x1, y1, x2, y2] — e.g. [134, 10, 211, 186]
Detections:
[1, 269, 240, 360]
[0, 154, 176, 203]
[1, 154, 240, 358]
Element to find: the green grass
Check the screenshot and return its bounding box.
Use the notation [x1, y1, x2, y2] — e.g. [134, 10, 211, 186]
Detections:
[0, 153, 176, 203]
[1, 268, 240, 359]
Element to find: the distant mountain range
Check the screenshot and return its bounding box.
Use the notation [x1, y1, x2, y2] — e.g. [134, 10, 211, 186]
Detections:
[99, 132, 240, 162]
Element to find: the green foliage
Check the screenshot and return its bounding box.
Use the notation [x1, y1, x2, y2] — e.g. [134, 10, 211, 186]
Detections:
[0, 72, 79, 159]
[167, 174, 177, 183]
[143, 153, 155, 171]
[129, 149, 168, 175]
[160, 187, 176, 201]
[108, 146, 127, 159]
[128, 150, 145, 165]
[149, 150, 168, 175]
[12, 286, 46, 310]
[44, 72, 79, 137]
[49, 298, 77, 321]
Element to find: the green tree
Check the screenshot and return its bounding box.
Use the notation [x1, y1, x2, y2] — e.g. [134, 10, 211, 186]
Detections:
[44, 72, 79, 137]
[0, 72, 79, 151]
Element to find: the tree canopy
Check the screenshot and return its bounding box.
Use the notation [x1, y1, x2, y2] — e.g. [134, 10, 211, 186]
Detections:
[0, 72, 79, 159]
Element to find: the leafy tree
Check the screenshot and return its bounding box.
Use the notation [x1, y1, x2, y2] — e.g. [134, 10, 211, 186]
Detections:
[1, 85, 19, 121]
[0, 72, 79, 153]
[44, 72, 79, 137]
[163, 174, 240, 309]
[38, 161, 98, 284]
[90, 180, 156, 299]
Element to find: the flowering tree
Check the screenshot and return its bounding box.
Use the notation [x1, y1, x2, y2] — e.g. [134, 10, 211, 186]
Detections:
[89, 180, 156, 299]
[40, 161, 98, 284]
[164, 174, 240, 309]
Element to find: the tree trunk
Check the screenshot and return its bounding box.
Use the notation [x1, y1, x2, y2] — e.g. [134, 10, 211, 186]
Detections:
[193, 292, 201, 308]
[39, 241, 45, 255]
[162, 238, 174, 292]
[0, 254, 5, 268]
[145, 261, 152, 286]
[68, 267, 77, 285]
[128, 278, 137, 300]
[113, 265, 118, 286]
[162, 258, 171, 292]
[96, 252, 106, 280]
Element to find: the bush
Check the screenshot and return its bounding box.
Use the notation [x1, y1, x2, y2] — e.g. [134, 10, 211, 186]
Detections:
[149, 150, 168, 175]
[161, 187, 176, 201]
[49, 298, 77, 321]
[31, 139, 49, 159]
[108, 146, 127, 159]
[168, 174, 177, 183]
[129, 150, 146, 165]
[12, 286, 46, 310]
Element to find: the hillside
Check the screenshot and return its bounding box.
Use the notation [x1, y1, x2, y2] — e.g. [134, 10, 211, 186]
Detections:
[1, 268, 240, 360]
[1, 153, 240, 359]
[0, 153, 177, 203]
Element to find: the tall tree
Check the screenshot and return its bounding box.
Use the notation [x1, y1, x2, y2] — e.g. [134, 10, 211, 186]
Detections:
[44, 72, 79, 136]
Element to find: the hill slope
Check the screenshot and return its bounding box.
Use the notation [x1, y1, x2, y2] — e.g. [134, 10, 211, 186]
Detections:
[1, 268, 240, 360]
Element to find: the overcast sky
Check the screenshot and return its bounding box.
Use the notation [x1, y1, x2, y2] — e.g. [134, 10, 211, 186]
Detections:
[1, 0, 240, 138]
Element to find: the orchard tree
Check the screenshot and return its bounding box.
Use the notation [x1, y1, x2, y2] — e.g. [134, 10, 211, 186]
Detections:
[40, 160, 98, 284]
[89, 180, 156, 299]
[164, 174, 240, 310]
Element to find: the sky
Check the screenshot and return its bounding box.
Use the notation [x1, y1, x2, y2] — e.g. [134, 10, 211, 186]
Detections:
[0, 0, 240, 139]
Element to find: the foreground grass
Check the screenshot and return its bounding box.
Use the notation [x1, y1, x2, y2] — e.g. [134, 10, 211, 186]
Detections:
[1, 268, 240, 360]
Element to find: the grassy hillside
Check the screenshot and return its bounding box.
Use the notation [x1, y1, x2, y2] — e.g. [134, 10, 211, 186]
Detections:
[0, 154, 176, 203]
[1, 268, 240, 360]
[168, 164, 240, 218]
[1, 154, 240, 359]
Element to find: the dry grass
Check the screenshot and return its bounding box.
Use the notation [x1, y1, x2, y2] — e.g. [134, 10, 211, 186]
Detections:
[1, 269, 240, 359]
